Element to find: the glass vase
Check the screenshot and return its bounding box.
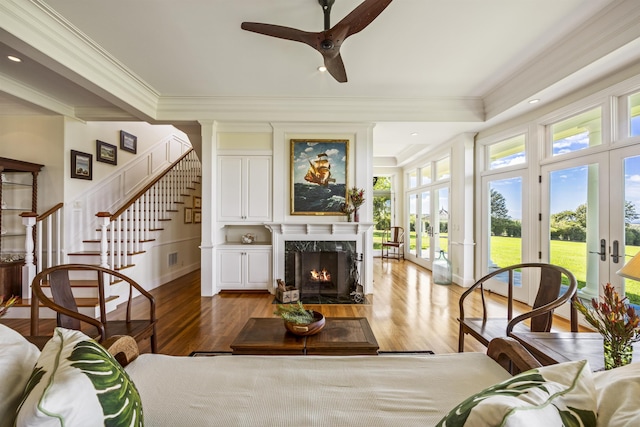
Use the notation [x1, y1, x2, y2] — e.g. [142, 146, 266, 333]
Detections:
[354, 208, 359, 222]
[603, 338, 633, 370]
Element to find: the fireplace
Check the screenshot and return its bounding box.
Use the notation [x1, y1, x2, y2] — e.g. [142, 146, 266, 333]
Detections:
[295, 251, 350, 301]
[284, 240, 359, 303]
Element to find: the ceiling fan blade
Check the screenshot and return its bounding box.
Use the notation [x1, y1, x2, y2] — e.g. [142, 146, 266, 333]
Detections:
[334, 0, 393, 38]
[241, 22, 317, 46]
[324, 53, 347, 83]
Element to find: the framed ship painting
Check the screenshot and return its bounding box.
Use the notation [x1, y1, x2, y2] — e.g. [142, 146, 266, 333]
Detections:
[290, 139, 348, 215]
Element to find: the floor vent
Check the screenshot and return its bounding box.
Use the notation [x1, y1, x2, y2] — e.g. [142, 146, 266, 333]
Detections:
[168, 252, 178, 266]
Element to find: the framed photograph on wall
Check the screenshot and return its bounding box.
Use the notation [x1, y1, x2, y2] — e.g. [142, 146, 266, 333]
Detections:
[96, 140, 117, 165]
[193, 211, 201, 224]
[120, 130, 137, 154]
[71, 150, 93, 180]
[290, 139, 348, 215]
[184, 207, 193, 224]
[193, 196, 201, 209]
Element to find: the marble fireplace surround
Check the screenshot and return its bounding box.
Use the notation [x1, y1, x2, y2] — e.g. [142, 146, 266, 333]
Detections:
[264, 222, 373, 295]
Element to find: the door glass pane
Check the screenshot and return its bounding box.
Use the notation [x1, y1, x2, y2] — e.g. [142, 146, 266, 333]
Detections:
[421, 164, 432, 185]
[420, 191, 431, 260]
[437, 188, 449, 256]
[408, 194, 417, 255]
[488, 177, 522, 271]
[373, 177, 392, 250]
[630, 92, 640, 137]
[551, 107, 602, 156]
[549, 165, 598, 289]
[623, 156, 640, 306]
[489, 135, 526, 169]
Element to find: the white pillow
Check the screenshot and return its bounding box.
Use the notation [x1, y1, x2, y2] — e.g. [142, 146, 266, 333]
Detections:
[437, 359, 597, 427]
[593, 362, 640, 426]
[0, 324, 40, 427]
[15, 327, 143, 427]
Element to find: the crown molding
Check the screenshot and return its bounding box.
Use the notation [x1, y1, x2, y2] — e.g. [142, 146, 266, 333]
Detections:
[156, 96, 485, 123]
[0, 0, 160, 120]
[0, 72, 75, 117]
[484, 0, 640, 120]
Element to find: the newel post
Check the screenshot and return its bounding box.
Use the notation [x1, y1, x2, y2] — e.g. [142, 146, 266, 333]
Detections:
[96, 212, 111, 269]
[20, 212, 37, 299]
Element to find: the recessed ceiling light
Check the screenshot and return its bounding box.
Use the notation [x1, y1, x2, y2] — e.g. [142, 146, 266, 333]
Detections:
[411, 132, 419, 136]
[528, 99, 540, 104]
[318, 66, 327, 72]
[7, 55, 21, 63]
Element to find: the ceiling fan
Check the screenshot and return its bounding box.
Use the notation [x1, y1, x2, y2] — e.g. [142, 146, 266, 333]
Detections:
[241, 0, 393, 83]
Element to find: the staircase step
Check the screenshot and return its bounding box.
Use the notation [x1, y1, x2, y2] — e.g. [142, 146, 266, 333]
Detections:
[18, 295, 119, 308]
[84, 238, 156, 243]
[69, 250, 146, 256]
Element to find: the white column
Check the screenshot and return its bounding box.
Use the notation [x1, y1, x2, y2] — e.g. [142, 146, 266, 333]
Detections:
[21, 213, 37, 299]
[199, 120, 217, 296]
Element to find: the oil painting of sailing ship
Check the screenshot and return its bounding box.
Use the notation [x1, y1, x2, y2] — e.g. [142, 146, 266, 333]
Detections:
[291, 139, 348, 215]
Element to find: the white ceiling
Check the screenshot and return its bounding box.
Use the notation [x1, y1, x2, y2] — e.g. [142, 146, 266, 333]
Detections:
[1, 0, 639, 164]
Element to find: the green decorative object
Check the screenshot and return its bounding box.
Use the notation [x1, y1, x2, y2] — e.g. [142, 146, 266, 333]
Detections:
[603, 339, 633, 370]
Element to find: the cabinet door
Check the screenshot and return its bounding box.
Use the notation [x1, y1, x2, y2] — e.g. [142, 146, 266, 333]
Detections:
[217, 157, 244, 221]
[245, 250, 271, 289]
[217, 250, 243, 289]
[245, 157, 272, 221]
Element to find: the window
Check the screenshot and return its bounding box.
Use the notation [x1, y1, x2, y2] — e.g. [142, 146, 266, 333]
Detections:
[630, 92, 640, 137]
[420, 164, 432, 185]
[373, 176, 392, 250]
[436, 157, 450, 181]
[489, 135, 526, 169]
[407, 170, 417, 188]
[551, 107, 602, 156]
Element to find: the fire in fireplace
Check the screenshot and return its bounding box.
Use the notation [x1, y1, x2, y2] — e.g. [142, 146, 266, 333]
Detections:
[309, 268, 331, 282]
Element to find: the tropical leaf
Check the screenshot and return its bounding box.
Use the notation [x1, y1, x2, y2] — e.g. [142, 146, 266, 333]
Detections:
[68, 340, 143, 427]
[15, 366, 46, 415]
[557, 406, 597, 427]
[436, 371, 547, 426]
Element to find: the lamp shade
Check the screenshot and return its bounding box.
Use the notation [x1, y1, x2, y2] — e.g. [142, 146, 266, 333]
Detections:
[617, 251, 640, 281]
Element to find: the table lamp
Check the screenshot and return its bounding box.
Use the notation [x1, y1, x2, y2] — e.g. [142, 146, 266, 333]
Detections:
[617, 251, 640, 281]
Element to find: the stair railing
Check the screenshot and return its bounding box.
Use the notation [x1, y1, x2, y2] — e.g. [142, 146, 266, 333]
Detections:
[96, 149, 201, 273]
[21, 202, 64, 299]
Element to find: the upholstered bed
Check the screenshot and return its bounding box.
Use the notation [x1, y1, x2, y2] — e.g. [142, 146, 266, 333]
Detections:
[2, 325, 639, 426]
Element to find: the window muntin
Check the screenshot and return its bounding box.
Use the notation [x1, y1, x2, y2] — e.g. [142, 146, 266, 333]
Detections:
[489, 135, 526, 170]
[436, 157, 450, 181]
[551, 107, 602, 156]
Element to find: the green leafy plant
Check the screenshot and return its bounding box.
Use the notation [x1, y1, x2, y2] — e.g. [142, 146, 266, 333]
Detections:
[574, 283, 640, 345]
[0, 295, 18, 317]
[274, 301, 314, 325]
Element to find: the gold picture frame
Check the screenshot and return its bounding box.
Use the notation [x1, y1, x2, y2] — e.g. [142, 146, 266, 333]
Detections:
[290, 139, 348, 215]
[184, 207, 193, 224]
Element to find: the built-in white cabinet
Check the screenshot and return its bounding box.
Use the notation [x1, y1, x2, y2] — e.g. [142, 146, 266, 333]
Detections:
[217, 156, 271, 222]
[217, 246, 272, 290]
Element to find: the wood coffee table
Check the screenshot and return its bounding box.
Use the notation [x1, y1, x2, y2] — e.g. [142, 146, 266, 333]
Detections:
[230, 317, 379, 356]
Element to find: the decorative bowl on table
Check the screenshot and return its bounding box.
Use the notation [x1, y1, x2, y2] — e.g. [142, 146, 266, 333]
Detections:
[284, 311, 325, 336]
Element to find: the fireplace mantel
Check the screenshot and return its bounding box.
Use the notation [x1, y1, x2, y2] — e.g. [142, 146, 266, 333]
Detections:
[265, 222, 373, 236]
[265, 222, 374, 295]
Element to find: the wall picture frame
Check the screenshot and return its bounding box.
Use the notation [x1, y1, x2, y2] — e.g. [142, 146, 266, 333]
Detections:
[290, 139, 348, 215]
[193, 211, 201, 224]
[70, 150, 93, 180]
[120, 130, 137, 154]
[193, 196, 201, 209]
[184, 207, 193, 224]
[96, 140, 117, 165]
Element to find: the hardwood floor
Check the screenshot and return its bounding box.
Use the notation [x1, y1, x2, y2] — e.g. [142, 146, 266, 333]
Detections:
[1, 258, 577, 356]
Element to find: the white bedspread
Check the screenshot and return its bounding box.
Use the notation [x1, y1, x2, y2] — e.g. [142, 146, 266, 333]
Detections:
[125, 352, 510, 426]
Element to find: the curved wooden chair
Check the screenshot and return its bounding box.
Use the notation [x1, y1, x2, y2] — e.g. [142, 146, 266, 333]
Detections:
[30, 264, 157, 353]
[458, 263, 578, 352]
[381, 226, 405, 260]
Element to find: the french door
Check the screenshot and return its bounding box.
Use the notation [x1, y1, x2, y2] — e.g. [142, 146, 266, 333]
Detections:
[541, 144, 640, 303]
[407, 185, 449, 269]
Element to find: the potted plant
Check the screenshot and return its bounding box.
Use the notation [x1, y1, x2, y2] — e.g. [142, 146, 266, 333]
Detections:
[274, 301, 325, 336]
[0, 295, 18, 318]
